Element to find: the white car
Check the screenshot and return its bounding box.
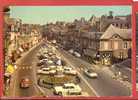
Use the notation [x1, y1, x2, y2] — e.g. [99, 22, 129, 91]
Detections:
[52, 40, 57, 44]
[54, 83, 82, 96]
[48, 52, 53, 56]
[37, 70, 50, 75]
[68, 49, 74, 54]
[55, 46, 58, 49]
[49, 70, 57, 75]
[40, 59, 48, 62]
[84, 69, 98, 78]
[64, 70, 77, 75]
[47, 60, 53, 64]
[56, 66, 64, 71]
[44, 54, 49, 57]
[65, 92, 89, 96]
[41, 67, 50, 71]
[37, 69, 43, 74]
[74, 52, 81, 57]
[64, 66, 73, 71]
[64, 66, 77, 75]
[49, 65, 56, 69]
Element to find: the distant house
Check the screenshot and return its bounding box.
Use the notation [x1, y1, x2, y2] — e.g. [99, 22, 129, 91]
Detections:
[100, 12, 131, 32]
[99, 24, 132, 65]
[81, 32, 103, 56]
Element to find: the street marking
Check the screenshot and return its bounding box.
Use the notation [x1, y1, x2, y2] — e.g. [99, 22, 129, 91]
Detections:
[57, 50, 99, 97]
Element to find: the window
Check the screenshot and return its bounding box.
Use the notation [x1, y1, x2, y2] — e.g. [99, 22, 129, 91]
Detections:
[104, 42, 108, 50]
[124, 42, 127, 49]
[114, 35, 118, 38]
[114, 41, 118, 50]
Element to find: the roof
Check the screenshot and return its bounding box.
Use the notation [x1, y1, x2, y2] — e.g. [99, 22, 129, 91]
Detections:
[64, 83, 75, 87]
[81, 32, 103, 39]
[100, 24, 132, 40]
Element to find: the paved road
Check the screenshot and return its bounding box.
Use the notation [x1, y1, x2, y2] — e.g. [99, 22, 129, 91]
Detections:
[57, 48, 131, 96]
[9, 43, 42, 97]
[8, 42, 131, 97]
[38, 43, 96, 96]
[9, 42, 95, 97]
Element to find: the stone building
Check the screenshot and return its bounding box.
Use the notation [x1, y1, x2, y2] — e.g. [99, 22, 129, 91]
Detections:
[99, 25, 131, 65]
[100, 12, 131, 32]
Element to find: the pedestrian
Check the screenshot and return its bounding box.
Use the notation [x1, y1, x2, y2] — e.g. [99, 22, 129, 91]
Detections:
[76, 76, 81, 83]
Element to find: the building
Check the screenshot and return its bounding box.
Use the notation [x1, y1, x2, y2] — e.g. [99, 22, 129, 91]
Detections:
[99, 25, 131, 65]
[100, 12, 131, 32]
[81, 32, 103, 63]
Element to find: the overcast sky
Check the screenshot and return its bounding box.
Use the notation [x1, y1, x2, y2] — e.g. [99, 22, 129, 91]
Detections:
[10, 6, 131, 25]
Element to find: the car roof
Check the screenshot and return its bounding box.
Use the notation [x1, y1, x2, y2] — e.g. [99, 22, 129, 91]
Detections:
[64, 83, 75, 87]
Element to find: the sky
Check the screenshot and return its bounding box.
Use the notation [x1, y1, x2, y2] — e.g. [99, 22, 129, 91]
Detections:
[10, 6, 131, 25]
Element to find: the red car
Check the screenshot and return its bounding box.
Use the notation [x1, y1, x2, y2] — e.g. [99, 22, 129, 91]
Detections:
[20, 78, 31, 88]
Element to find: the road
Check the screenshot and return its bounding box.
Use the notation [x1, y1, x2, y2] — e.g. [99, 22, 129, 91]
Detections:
[37, 43, 96, 96]
[57, 48, 131, 96]
[9, 43, 42, 97]
[8, 42, 95, 97]
[8, 42, 131, 97]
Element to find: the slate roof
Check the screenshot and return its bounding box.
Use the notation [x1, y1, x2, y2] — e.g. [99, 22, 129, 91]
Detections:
[100, 24, 132, 40]
[81, 31, 103, 39]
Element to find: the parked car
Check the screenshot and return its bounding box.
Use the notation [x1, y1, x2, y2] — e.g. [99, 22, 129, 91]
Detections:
[54, 83, 82, 96]
[49, 65, 56, 69]
[42, 67, 50, 71]
[20, 78, 31, 88]
[68, 49, 74, 54]
[39, 58, 48, 63]
[56, 66, 64, 72]
[65, 92, 89, 96]
[64, 66, 73, 71]
[49, 70, 57, 75]
[84, 69, 98, 78]
[37, 69, 43, 74]
[55, 46, 58, 49]
[38, 55, 47, 60]
[64, 66, 77, 75]
[47, 60, 54, 64]
[37, 61, 45, 66]
[64, 70, 77, 76]
[74, 52, 81, 57]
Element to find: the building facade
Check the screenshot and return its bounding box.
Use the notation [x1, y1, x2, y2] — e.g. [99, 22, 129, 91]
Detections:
[99, 25, 131, 65]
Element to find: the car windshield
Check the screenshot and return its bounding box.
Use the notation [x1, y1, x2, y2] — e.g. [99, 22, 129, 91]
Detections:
[87, 69, 93, 73]
[63, 85, 74, 89]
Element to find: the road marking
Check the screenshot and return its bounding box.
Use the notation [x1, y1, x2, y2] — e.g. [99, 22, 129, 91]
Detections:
[57, 50, 99, 97]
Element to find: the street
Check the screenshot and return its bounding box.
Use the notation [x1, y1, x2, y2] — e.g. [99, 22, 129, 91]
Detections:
[8, 42, 131, 97]
[57, 47, 131, 96]
[9, 43, 43, 97]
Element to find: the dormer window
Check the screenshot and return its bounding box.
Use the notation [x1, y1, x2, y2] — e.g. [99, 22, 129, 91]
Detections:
[114, 35, 118, 38]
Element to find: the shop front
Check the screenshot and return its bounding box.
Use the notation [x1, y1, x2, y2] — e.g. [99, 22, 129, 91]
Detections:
[100, 51, 112, 65]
